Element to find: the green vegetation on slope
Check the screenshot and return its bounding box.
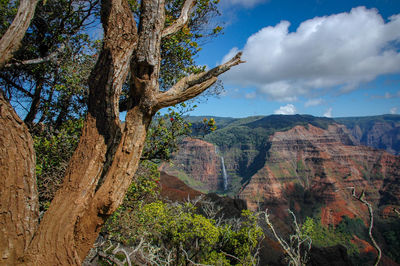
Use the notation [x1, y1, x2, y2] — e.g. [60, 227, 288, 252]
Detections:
[103, 163, 263, 265]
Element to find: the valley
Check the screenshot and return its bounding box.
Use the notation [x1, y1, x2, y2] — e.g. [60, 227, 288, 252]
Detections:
[161, 114, 400, 265]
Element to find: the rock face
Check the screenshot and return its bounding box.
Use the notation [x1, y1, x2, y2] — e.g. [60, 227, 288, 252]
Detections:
[335, 115, 400, 156]
[160, 138, 223, 192]
[160, 171, 203, 201]
[239, 124, 400, 225]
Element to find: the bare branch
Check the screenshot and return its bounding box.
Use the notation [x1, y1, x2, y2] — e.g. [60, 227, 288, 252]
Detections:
[162, 0, 196, 38]
[5, 44, 66, 68]
[0, 0, 39, 68]
[346, 187, 381, 266]
[155, 52, 244, 109]
[0, 73, 34, 98]
[263, 209, 311, 266]
[395, 208, 400, 218]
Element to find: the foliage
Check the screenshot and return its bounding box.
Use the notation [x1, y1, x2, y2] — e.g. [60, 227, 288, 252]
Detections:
[103, 191, 263, 265]
[103, 160, 161, 245]
[160, 0, 222, 90]
[33, 118, 84, 212]
[1, 0, 99, 127]
[142, 103, 193, 161]
[335, 216, 368, 241]
[191, 117, 217, 137]
[0, 0, 18, 37]
[301, 217, 359, 256]
[375, 216, 400, 263]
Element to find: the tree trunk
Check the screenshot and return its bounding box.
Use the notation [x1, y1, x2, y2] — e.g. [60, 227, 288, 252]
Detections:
[0, 92, 38, 265]
[0, 0, 39, 68]
[24, 79, 44, 127]
[0, 0, 243, 264]
[21, 0, 140, 264]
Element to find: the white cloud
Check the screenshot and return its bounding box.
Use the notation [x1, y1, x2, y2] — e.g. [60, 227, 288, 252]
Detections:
[390, 107, 398, 114]
[245, 92, 257, 99]
[305, 98, 324, 107]
[220, 0, 269, 8]
[274, 104, 297, 115]
[324, 107, 333, 118]
[221, 7, 400, 101]
[221, 47, 240, 64]
[372, 90, 400, 99]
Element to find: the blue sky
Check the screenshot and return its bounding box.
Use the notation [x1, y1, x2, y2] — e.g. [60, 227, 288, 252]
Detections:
[186, 0, 400, 118]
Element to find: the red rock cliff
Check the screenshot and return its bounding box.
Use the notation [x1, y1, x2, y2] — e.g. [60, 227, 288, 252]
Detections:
[160, 137, 223, 191]
[239, 124, 400, 225]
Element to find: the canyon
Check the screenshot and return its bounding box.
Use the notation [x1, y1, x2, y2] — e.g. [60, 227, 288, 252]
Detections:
[161, 114, 400, 264]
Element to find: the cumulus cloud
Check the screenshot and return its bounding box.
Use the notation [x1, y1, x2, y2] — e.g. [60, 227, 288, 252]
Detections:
[390, 107, 398, 114]
[221, 7, 400, 101]
[305, 98, 324, 107]
[220, 0, 269, 8]
[324, 107, 333, 118]
[274, 104, 297, 115]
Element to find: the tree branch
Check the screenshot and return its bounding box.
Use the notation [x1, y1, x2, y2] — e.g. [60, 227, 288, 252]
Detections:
[395, 208, 400, 218]
[162, 0, 196, 38]
[347, 187, 381, 266]
[0, 0, 39, 68]
[155, 52, 244, 109]
[0, 73, 34, 98]
[4, 44, 65, 68]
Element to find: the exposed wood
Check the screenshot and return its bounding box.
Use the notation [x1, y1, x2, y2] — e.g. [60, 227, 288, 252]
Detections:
[5, 43, 65, 68]
[162, 0, 196, 37]
[348, 187, 382, 266]
[155, 52, 244, 109]
[0, 0, 243, 264]
[0, 0, 39, 68]
[0, 92, 38, 265]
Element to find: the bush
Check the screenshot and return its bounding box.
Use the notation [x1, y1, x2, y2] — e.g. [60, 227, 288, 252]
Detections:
[102, 191, 263, 265]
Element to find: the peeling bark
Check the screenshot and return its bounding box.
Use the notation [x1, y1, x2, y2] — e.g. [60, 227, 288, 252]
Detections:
[22, 0, 138, 264]
[0, 0, 243, 264]
[0, 92, 38, 265]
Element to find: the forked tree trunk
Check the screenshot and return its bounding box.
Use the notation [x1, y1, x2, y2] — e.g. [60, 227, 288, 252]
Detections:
[21, 0, 139, 264]
[0, 0, 243, 264]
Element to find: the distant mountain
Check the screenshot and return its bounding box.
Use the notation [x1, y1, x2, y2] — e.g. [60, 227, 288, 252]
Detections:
[161, 114, 400, 264]
[335, 114, 400, 155]
[188, 114, 400, 155]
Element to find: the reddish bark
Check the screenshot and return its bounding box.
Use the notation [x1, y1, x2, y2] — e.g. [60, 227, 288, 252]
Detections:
[0, 93, 38, 265]
[0, 0, 243, 264]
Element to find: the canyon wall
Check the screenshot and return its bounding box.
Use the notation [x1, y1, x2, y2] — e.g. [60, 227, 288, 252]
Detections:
[160, 138, 224, 192]
[239, 124, 400, 225]
[336, 115, 400, 155]
[164, 120, 400, 226]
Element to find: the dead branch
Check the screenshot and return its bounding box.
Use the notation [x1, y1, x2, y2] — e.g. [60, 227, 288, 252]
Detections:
[264, 209, 311, 266]
[347, 187, 381, 266]
[394, 208, 400, 218]
[155, 52, 244, 109]
[4, 44, 66, 68]
[162, 0, 196, 38]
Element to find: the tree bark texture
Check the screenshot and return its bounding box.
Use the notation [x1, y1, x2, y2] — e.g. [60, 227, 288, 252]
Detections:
[0, 93, 38, 265]
[0, 0, 39, 68]
[22, 0, 139, 264]
[0, 0, 243, 264]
